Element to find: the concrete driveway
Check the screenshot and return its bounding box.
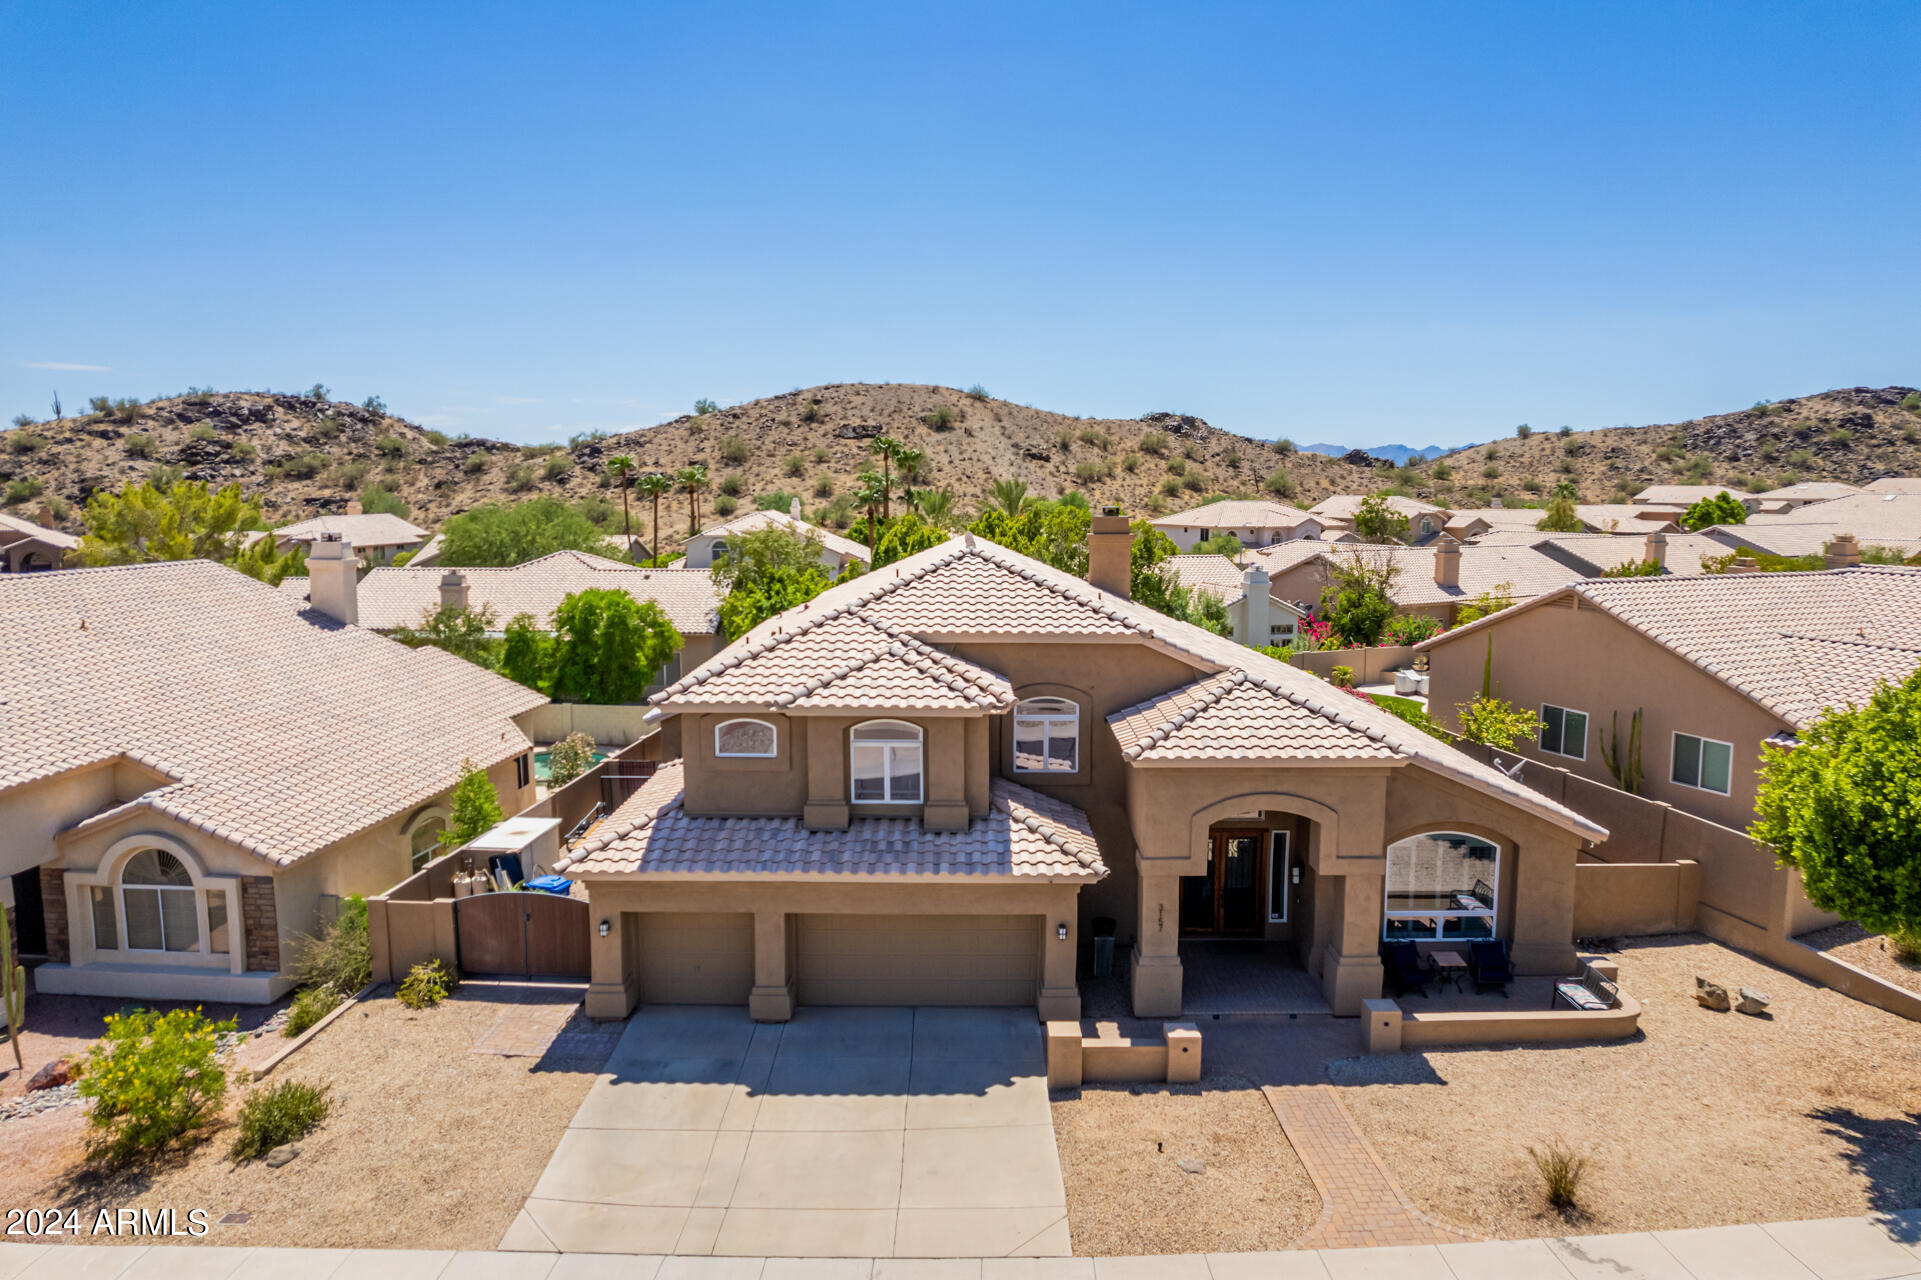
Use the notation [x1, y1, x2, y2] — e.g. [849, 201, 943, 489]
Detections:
[504, 1005, 1069, 1258]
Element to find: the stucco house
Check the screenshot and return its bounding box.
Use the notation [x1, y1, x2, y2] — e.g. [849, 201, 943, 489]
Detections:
[0, 510, 78, 572]
[1162, 554, 1308, 648]
[1149, 499, 1327, 552]
[1470, 529, 1732, 577]
[1440, 506, 1587, 541]
[1417, 566, 1921, 829]
[1750, 481, 1863, 510]
[1307, 494, 1451, 543]
[562, 517, 1604, 1026]
[0, 550, 546, 1002]
[1630, 484, 1757, 511]
[683, 508, 871, 575]
[1570, 504, 1684, 534]
[1701, 492, 1921, 561]
[268, 509, 430, 566]
[1249, 537, 1583, 627]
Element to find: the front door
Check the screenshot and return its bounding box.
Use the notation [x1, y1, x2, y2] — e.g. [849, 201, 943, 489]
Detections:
[1180, 829, 1267, 936]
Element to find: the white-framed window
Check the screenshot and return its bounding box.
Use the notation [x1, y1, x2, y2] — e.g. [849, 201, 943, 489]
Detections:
[1539, 704, 1589, 761]
[715, 717, 778, 758]
[1269, 620, 1297, 642]
[120, 849, 203, 953]
[710, 539, 731, 562]
[850, 719, 923, 803]
[1013, 697, 1078, 773]
[1672, 732, 1733, 795]
[1268, 830, 1292, 923]
[1383, 831, 1498, 942]
[410, 820, 446, 873]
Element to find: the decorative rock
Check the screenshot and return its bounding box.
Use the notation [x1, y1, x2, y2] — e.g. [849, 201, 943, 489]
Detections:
[1695, 977, 1731, 1011]
[1178, 1158, 1205, 1175]
[1736, 987, 1771, 1016]
[264, 1144, 301, 1168]
[26, 1058, 74, 1092]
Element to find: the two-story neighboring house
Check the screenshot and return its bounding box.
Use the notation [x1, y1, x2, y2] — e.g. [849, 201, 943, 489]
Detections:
[1149, 499, 1328, 552]
[1161, 555, 1308, 648]
[683, 508, 871, 575]
[0, 547, 546, 1003]
[1307, 494, 1451, 543]
[1417, 566, 1921, 830]
[1249, 537, 1584, 627]
[561, 517, 1604, 1025]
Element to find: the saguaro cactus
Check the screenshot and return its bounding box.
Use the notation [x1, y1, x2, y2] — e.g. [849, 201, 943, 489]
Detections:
[1, 905, 23, 1071]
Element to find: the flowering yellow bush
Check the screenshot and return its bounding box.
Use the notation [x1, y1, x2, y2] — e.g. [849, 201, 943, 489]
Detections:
[78, 1006, 236, 1162]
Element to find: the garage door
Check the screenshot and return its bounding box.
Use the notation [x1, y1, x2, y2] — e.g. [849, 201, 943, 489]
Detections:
[797, 913, 1039, 1007]
[637, 912, 753, 1005]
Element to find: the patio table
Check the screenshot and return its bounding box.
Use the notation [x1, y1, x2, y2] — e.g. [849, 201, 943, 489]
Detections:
[1429, 949, 1468, 992]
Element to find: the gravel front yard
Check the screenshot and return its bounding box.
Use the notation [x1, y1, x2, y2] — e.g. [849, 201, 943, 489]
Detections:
[0, 983, 614, 1251]
[1051, 1077, 1320, 1256]
[1333, 935, 1921, 1237]
[1799, 921, 1921, 996]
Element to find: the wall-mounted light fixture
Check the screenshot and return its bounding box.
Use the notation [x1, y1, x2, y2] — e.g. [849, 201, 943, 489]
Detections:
[598, 919, 611, 938]
[1056, 922, 1069, 941]
[1291, 866, 1301, 885]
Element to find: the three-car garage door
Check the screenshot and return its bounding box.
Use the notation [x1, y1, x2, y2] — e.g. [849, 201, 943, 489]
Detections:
[796, 913, 1039, 1007]
[636, 911, 754, 1005]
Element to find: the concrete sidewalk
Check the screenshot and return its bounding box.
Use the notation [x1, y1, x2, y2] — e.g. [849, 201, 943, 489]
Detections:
[4, 1209, 1921, 1278]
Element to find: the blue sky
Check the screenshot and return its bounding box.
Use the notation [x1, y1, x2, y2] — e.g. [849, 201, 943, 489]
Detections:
[3, 2, 1915, 447]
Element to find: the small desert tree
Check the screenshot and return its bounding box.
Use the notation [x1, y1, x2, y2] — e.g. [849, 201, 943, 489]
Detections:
[1319, 550, 1399, 646]
[548, 588, 682, 704]
[544, 732, 599, 788]
[1455, 696, 1541, 750]
[447, 761, 506, 847]
[1752, 669, 1921, 935]
[390, 602, 499, 667]
[76, 478, 260, 567]
[1352, 493, 1411, 544]
[1681, 490, 1748, 531]
[1535, 494, 1582, 533]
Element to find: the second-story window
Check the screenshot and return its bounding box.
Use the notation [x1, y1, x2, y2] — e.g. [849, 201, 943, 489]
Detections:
[851, 719, 922, 803]
[715, 718, 777, 758]
[1013, 697, 1078, 773]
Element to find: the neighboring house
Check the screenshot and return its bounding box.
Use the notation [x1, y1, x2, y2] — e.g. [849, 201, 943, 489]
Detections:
[1630, 485, 1757, 511]
[1571, 504, 1683, 534]
[1161, 554, 1308, 647]
[1750, 481, 1862, 510]
[1149, 499, 1326, 552]
[1249, 536, 1582, 627]
[1864, 476, 1921, 495]
[1418, 566, 1921, 830]
[1308, 494, 1451, 543]
[1442, 506, 1590, 541]
[561, 516, 1604, 1024]
[1471, 530, 1732, 577]
[0, 550, 545, 1002]
[283, 549, 726, 686]
[406, 532, 446, 567]
[683, 509, 870, 574]
[1700, 492, 1921, 560]
[0, 511, 78, 572]
[269, 508, 430, 566]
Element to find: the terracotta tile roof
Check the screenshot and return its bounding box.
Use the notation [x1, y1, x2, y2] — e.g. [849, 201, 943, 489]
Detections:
[1150, 499, 1320, 532]
[1249, 540, 1582, 608]
[652, 535, 1606, 841]
[0, 512, 80, 550]
[695, 509, 871, 562]
[1110, 671, 1399, 763]
[1308, 494, 1450, 522]
[1631, 485, 1755, 506]
[660, 610, 1014, 713]
[557, 760, 1106, 881]
[1443, 507, 1567, 536]
[1754, 481, 1863, 501]
[300, 550, 723, 635]
[272, 512, 429, 548]
[1420, 566, 1921, 728]
[0, 561, 547, 866]
[1706, 493, 1921, 555]
[1163, 555, 1249, 599]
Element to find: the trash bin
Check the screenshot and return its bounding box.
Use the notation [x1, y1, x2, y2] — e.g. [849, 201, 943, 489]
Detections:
[1090, 916, 1117, 978]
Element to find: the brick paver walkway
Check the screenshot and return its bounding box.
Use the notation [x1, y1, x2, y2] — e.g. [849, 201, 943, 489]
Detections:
[468, 982, 593, 1058]
[1267, 1083, 1479, 1249]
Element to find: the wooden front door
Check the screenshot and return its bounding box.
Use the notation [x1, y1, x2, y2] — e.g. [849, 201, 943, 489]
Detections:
[1179, 829, 1267, 936]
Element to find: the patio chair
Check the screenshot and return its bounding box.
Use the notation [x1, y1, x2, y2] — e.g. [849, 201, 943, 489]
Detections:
[1467, 940, 1514, 996]
[1552, 968, 1620, 1012]
[1381, 940, 1436, 998]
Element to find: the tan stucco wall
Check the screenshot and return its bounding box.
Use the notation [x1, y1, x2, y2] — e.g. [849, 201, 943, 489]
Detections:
[683, 712, 807, 816]
[1425, 599, 1789, 828]
[0, 758, 164, 897]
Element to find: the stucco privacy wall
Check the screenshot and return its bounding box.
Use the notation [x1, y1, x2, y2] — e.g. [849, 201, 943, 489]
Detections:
[1573, 860, 1700, 936]
[1288, 646, 1418, 685]
[1424, 596, 1788, 828]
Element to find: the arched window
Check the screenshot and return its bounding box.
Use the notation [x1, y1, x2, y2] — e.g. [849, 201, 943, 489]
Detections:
[1383, 832, 1498, 942]
[710, 539, 731, 563]
[410, 819, 447, 872]
[121, 849, 200, 953]
[715, 717, 777, 758]
[850, 719, 922, 803]
[1013, 697, 1078, 773]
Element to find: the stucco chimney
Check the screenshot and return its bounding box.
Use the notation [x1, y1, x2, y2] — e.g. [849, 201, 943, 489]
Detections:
[1728, 555, 1760, 574]
[1825, 532, 1861, 569]
[1644, 530, 1667, 567]
[308, 533, 359, 625]
[1490, 496, 1503, 509]
[440, 570, 470, 611]
[1088, 509, 1132, 600]
[1433, 534, 1461, 587]
[1241, 563, 1271, 648]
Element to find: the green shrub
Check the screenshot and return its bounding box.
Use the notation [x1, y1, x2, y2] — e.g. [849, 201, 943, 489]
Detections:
[78, 1006, 237, 1163]
[1139, 430, 1169, 456]
[315, 416, 343, 440]
[922, 405, 959, 430]
[1077, 428, 1111, 450]
[1330, 665, 1355, 688]
[1789, 448, 1815, 467]
[506, 463, 536, 493]
[291, 895, 371, 996]
[1431, 461, 1453, 481]
[5, 477, 44, 505]
[712, 494, 738, 517]
[811, 446, 831, 464]
[1265, 469, 1296, 499]
[1529, 1139, 1589, 1210]
[329, 458, 372, 488]
[965, 384, 990, 400]
[1056, 430, 1074, 452]
[277, 452, 327, 480]
[1074, 460, 1111, 484]
[783, 453, 807, 478]
[397, 958, 458, 1010]
[545, 731, 599, 787]
[232, 441, 258, 461]
[1828, 427, 1853, 445]
[1274, 437, 1297, 455]
[230, 1080, 331, 1163]
[693, 398, 718, 415]
[424, 429, 450, 448]
[719, 435, 751, 464]
[1522, 476, 1543, 493]
[1181, 471, 1206, 492]
[1482, 464, 1501, 480]
[375, 435, 407, 458]
[1165, 458, 1185, 476]
[1383, 614, 1443, 645]
[1887, 925, 1921, 963]
[1902, 426, 1919, 444]
[1183, 442, 1203, 462]
[1159, 476, 1183, 497]
[283, 986, 342, 1038]
[7, 430, 47, 453]
[188, 423, 216, 442]
[1120, 452, 1140, 472]
[122, 432, 156, 458]
[110, 397, 144, 423]
[1901, 392, 1921, 412]
[813, 474, 836, 499]
[464, 451, 490, 474]
[543, 454, 574, 482]
[359, 483, 409, 518]
[718, 474, 743, 497]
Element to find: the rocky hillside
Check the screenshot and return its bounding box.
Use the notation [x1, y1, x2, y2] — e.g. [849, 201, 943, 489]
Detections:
[4, 381, 1915, 538]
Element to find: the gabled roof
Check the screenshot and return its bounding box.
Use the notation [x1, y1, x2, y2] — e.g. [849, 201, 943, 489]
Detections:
[1722, 491, 1921, 540]
[1110, 670, 1399, 764]
[1471, 530, 1731, 577]
[319, 550, 723, 635]
[1308, 494, 1450, 522]
[1753, 481, 1863, 502]
[1150, 499, 1319, 532]
[1418, 567, 1921, 728]
[694, 508, 871, 562]
[1572, 504, 1683, 533]
[557, 760, 1106, 882]
[1630, 485, 1754, 506]
[1160, 555, 1308, 616]
[0, 561, 546, 866]
[1443, 507, 1569, 536]
[273, 512, 430, 547]
[652, 534, 1605, 840]
[1249, 539, 1582, 608]
[0, 511, 80, 550]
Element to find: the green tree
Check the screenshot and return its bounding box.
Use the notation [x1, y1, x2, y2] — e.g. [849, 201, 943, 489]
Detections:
[712, 526, 835, 639]
[907, 487, 959, 528]
[78, 1006, 237, 1162]
[871, 512, 948, 567]
[1535, 494, 1582, 532]
[606, 455, 637, 553]
[359, 484, 410, 519]
[1455, 695, 1541, 749]
[498, 613, 549, 691]
[439, 498, 618, 567]
[1319, 551, 1399, 646]
[231, 533, 307, 586]
[868, 436, 901, 521]
[1752, 669, 1921, 934]
[447, 761, 506, 846]
[987, 478, 1032, 517]
[1352, 493, 1411, 543]
[547, 588, 682, 704]
[390, 602, 500, 666]
[75, 478, 260, 567]
[1454, 582, 1516, 625]
[1193, 533, 1243, 557]
[1681, 490, 1748, 531]
[676, 464, 709, 536]
[966, 503, 1091, 576]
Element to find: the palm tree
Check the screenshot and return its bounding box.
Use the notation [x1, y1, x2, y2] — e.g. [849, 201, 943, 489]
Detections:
[912, 487, 958, 528]
[854, 470, 888, 548]
[894, 445, 924, 488]
[634, 472, 672, 563]
[676, 464, 709, 539]
[868, 436, 900, 521]
[607, 455, 637, 557]
[988, 478, 1030, 517]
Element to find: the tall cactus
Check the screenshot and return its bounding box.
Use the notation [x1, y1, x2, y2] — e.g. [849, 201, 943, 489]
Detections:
[1, 904, 22, 1072]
